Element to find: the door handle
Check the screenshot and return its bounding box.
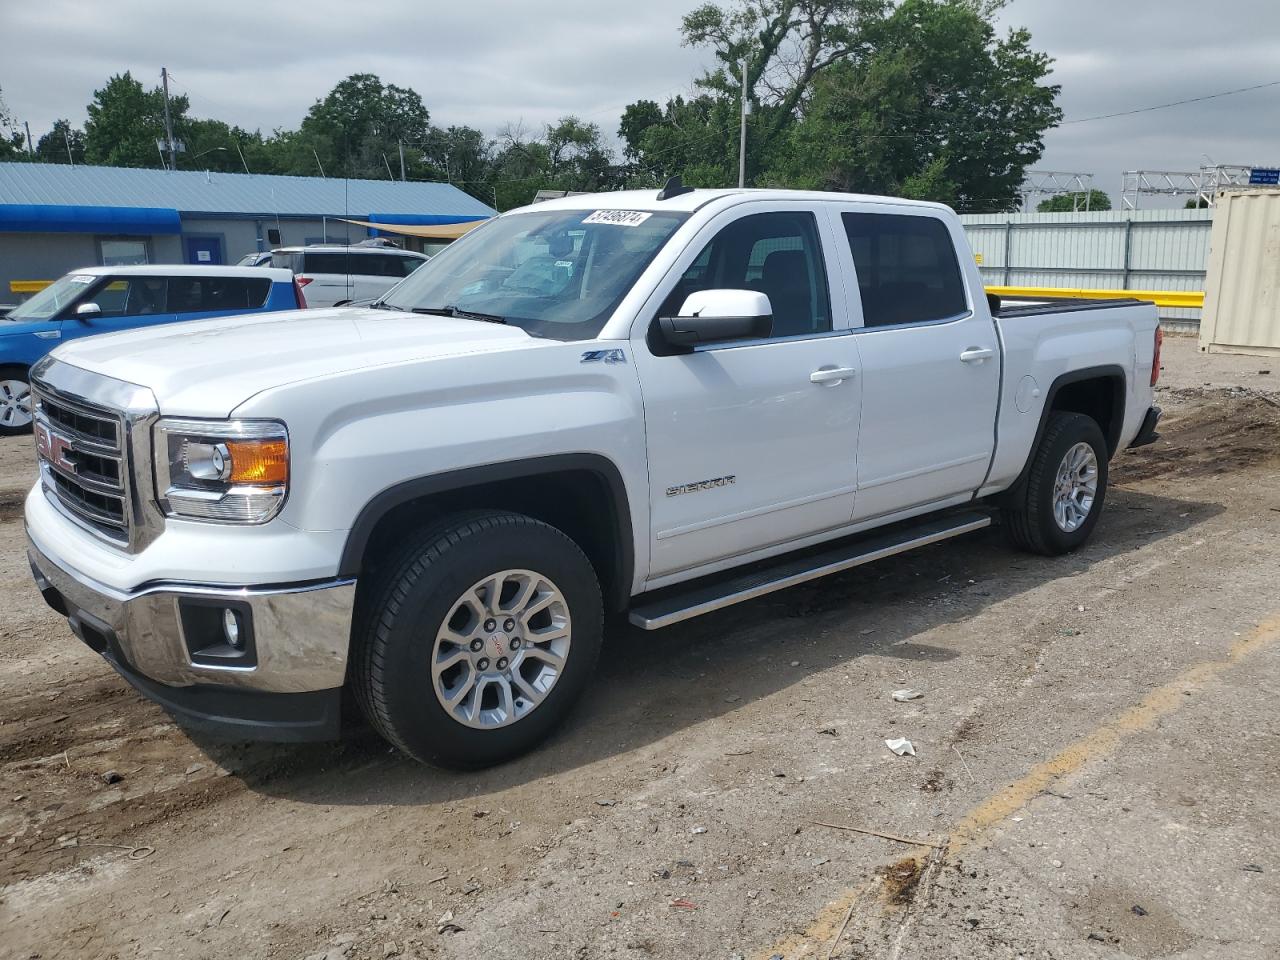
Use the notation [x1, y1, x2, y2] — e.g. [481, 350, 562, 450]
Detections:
[959, 347, 995, 363]
[810, 366, 857, 385]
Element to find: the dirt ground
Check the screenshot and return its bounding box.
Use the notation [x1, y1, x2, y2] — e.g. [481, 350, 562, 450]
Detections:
[2, 334, 1279, 960]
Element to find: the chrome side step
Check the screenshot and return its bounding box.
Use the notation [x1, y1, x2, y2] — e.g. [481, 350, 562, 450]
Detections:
[628, 511, 992, 630]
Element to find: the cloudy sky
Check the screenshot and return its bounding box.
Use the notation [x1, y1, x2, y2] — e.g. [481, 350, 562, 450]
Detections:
[2, 0, 1278, 204]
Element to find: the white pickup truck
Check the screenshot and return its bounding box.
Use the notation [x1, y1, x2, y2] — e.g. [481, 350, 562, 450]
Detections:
[24, 184, 1163, 767]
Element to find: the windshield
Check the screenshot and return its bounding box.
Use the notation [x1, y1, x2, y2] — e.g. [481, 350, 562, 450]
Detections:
[6, 273, 94, 322]
[380, 208, 689, 340]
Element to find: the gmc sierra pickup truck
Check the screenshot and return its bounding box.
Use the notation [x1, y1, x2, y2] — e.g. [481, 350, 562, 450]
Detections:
[24, 183, 1163, 768]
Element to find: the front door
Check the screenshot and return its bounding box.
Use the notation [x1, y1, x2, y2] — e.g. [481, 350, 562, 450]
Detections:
[835, 209, 1001, 522]
[633, 207, 862, 580]
[184, 235, 223, 266]
[60, 275, 174, 342]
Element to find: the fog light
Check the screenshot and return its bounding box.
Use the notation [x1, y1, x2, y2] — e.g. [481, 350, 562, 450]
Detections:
[223, 608, 242, 648]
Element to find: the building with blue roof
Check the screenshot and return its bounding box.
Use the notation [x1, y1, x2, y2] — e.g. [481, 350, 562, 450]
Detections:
[0, 162, 494, 301]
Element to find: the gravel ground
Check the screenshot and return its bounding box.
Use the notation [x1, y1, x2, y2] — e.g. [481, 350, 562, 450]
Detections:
[2, 335, 1278, 960]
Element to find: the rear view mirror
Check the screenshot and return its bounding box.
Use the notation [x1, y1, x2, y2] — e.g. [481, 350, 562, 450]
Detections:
[657, 289, 772, 348]
[75, 302, 101, 320]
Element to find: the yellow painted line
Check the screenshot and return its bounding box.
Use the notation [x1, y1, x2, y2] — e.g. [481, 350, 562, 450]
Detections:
[9, 280, 53, 294]
[758, 613, 1280, 959]
[987, 285, 1204, 310]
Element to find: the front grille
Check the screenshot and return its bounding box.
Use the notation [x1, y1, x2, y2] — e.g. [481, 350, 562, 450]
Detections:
[33, 386, 131, 545]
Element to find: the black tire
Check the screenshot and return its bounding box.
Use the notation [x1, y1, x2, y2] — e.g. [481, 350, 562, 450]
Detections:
[0, 366, 33, 436]
[1004, 411, 1109, 556]
[351, 511, 603, 768]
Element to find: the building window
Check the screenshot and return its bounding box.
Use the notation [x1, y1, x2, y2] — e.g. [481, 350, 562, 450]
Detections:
[98, 238, 150, 266]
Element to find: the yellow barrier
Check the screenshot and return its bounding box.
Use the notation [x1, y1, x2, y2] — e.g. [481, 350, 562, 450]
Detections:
[986, 285, 1204, 310]
[9, 280, 53, 294]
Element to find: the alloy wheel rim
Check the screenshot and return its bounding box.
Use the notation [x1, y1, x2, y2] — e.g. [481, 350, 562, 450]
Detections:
[430, 569, 571, 730]
[0, 379, 32, 429]
[1052, 441, 1098, 533]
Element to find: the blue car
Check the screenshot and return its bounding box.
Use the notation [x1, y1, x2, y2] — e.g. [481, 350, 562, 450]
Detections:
[0, 265, 305, 434]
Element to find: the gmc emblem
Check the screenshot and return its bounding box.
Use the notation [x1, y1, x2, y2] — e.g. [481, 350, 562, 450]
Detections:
[35, 424, 78, 474]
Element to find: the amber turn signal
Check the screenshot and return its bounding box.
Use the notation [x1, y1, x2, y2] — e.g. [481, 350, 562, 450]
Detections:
[225, 439, 289, 485]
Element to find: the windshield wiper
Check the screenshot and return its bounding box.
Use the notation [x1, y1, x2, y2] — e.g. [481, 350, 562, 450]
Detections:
[411, 305, 508, 325]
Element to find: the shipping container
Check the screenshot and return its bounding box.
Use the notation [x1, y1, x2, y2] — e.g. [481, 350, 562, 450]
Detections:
[1199, 190, 1280, 357]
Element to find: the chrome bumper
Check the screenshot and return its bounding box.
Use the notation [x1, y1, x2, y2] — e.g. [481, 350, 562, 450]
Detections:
[26, 529, 356, 694]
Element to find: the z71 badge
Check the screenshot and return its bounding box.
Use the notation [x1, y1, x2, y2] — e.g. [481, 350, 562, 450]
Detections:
[666, 475, 736, 497]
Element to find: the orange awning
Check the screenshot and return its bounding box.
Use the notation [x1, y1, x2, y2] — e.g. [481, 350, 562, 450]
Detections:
[339, 218, 488, 240]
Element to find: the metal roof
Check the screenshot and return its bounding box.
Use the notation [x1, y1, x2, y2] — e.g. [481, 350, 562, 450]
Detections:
[0, 162, 494, 220]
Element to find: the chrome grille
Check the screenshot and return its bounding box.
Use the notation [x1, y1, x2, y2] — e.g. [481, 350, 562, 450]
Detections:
[33, 385, 130, 545]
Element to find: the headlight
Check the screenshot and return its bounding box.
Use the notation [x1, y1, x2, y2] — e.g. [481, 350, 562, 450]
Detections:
[153, 418, 288, 523]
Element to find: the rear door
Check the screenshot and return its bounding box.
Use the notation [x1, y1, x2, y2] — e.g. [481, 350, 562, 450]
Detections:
[167, 275, 274, 322]
[835, 208, 1000, 522]
[632, 204, 863, 580]
[300, 252, 354, 306]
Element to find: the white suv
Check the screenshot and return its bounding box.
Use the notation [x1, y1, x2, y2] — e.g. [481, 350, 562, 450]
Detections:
[271, 244, 429, 307]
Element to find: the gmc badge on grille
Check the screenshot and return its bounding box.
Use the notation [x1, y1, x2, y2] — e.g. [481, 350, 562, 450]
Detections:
[35, 424, 78, 474]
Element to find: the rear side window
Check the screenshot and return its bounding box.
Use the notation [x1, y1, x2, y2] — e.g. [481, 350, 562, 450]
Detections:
[168, 277, 272, 313]
[299, 252, 355, 275]
[842, 213, 967, 328]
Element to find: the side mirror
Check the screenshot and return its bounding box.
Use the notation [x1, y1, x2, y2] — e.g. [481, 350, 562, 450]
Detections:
[75, 302, 101, 321]
[657, 289, 772, 348]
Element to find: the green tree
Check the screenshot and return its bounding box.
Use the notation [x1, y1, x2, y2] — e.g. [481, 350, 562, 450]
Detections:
[0, 87, 29, 159]
[622, 0, 1060, 207]
[414, 124, 494, 203]
[488, 117, 620, 209]
[34, 119, 87, 164]
[776, 0, 1061, 209]
[1037, 190, 1111, 212]
[295, 73, 431, 179]
[84, 72, 188, 168]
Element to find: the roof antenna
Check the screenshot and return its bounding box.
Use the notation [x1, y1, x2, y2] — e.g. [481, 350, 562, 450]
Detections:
[656, 175, 695, 201]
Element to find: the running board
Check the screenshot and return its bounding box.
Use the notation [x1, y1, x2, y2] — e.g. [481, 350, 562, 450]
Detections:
[628, 511, 993, 630]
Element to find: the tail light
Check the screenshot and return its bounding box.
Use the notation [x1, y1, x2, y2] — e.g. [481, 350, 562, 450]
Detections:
[1151, 325, 1163, 386]
[293, 277, 310, 309]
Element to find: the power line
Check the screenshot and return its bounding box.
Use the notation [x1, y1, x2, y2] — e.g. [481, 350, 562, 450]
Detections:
[1062, 79, 1280, 124]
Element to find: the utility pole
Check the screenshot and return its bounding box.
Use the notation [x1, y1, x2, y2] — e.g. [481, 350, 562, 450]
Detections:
[398, 140, 406, 181]
[738, 58, 749, 188]
[23, 121, 34, 156]
[234, 140, 250, 174]
[161, 67, 176, 170]
[312, 148, 326, 178]
[64, 127, 74, 165]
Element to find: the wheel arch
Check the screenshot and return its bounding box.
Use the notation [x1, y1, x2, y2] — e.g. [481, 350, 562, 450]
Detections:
[338, 454, 634, 612]
[1004, 365, 1126, 499]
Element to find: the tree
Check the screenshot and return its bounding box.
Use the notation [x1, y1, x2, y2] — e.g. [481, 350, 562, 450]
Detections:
[295, 73, 431, 179]
[84, 72, 188, 168]
[0, 86, 29, 159]
[1037, 190, 1111, 212]
[415, 125, 494, 203]
[774, 0, 1061, 209]
[487, 117, 620, 210]
[34, 119, 87, 164]
[622, 0, 1060, 206]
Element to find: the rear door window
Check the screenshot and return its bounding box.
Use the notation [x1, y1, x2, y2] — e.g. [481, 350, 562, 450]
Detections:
[168, 277, 272, 313]
[300, 252, 356, 275]
[841, 213, 967, 327]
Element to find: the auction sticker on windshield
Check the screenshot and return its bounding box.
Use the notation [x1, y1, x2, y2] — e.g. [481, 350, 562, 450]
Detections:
[583, 210, 653, 227]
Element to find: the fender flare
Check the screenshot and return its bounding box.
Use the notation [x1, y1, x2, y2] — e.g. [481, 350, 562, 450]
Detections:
[1008, 364, 1127, 495]
[337, 453, 634, 609]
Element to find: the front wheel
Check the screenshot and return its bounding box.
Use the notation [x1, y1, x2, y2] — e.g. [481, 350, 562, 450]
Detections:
[351, 511, 603, 768]
[0, 367, 33, 436]
[1004, 411, 1109, 555]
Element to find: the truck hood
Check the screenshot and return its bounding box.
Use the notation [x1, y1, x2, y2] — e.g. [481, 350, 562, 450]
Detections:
[48, 307, 539, 416]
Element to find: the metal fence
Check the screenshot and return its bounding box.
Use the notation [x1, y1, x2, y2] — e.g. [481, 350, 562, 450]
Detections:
[959, 209, 1213, 325]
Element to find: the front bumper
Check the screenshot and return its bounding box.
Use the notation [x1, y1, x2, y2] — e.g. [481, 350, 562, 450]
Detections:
[26, 530, 356, 741]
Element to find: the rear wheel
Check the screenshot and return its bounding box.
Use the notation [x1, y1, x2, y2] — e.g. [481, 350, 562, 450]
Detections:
[0, 367, 33, 436]
[1004, 411, 1108, 555]
[351, 511, 603, 768]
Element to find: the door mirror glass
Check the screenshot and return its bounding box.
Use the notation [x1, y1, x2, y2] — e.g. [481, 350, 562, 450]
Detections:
[658, 289, 773, 348]
[75, 302, 101, 320]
